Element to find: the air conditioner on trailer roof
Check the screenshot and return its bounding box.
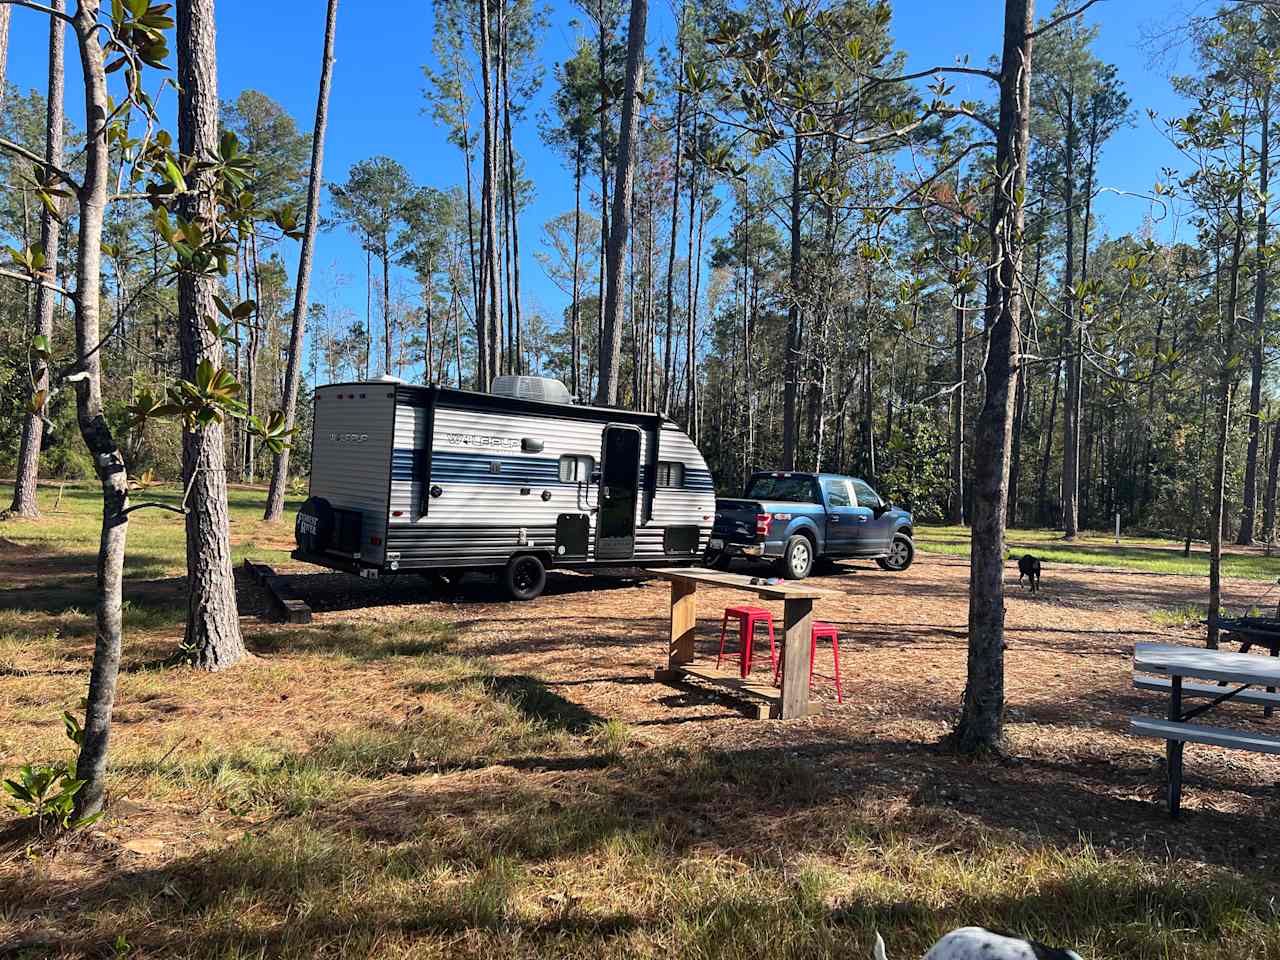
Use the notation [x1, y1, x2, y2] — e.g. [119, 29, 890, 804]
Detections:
[491, 375, 574, 404]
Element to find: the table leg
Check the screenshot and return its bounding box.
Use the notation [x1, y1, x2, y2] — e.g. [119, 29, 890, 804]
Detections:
[1267, 647, 1278, 720]
[667, 578, 697, 670]
[779, 598, 814, 719]
[1168, 674, 1183, 818]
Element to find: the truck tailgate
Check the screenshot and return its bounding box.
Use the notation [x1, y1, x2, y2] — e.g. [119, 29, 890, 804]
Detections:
[713, 499, 763, 542]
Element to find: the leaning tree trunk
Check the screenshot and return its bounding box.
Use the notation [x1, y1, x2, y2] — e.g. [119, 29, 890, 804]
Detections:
[64, 0, 129, 821]
[264, 0, 338, 523]
[949, 0, 1034, 755]
[9, 0, 65, 519]
[176, 0, 246, 671]
[596, 0, 648, 405]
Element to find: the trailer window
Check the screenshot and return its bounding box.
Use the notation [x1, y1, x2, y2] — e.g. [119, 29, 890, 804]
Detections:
[655, 461, 684, 488]
[559, 454, 594, 483]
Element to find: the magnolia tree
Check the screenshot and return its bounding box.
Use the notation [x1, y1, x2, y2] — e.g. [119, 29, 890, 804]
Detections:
[0, 0, 294, 821]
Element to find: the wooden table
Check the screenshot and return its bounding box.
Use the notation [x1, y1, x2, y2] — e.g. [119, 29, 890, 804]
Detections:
[650, 567, 833, 719]
[1131, 642, 1280, 815]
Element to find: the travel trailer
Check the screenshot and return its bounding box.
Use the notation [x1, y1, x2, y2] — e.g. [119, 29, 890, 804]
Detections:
[293, 375, 716, 600]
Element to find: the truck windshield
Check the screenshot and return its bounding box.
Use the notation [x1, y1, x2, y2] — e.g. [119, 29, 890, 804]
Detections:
[745, 476, 818, 503]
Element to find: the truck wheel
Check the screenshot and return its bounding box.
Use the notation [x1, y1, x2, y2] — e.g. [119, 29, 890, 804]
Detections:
[876, 534, 915, 572]
[504, 554, 546, 601]
[778, 535, 814, 580]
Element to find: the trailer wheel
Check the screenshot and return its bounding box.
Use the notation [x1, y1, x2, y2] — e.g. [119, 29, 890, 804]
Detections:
[504, 554, 546, 601]
[707, 551, 732, 571]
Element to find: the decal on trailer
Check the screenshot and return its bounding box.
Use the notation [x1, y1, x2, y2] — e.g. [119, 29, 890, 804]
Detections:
[440, 432, 521, 450]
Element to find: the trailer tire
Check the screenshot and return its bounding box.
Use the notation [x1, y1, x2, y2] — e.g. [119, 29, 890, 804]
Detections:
[707, 551, 732, 571]
[777, 535, 815, 580]
[504, 554, 546, 601]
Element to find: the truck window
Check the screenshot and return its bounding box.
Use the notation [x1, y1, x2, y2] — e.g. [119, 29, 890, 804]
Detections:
[820, 477, 852, 507]
[745, 476, 818, 503]
[850, 479, 882, 509]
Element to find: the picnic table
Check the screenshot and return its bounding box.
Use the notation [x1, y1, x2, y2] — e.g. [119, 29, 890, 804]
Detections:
[650, 567, 833, 719]
[1131, 642, 1280, 816]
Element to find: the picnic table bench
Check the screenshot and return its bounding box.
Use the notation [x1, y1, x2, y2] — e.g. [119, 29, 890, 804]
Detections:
[650, 567, 833, 720]
[1130, 642, 1280, 816]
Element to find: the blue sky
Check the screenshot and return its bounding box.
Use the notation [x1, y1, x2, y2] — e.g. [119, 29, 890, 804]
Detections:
[4, 0, 1199, 367]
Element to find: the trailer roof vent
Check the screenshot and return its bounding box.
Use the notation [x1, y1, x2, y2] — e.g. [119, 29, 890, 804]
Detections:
[492, 375, 574, 404]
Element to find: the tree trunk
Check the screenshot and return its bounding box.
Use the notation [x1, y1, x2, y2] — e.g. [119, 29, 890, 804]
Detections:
[1060, 90, 1080, 538]
[571, 145, 582, 397]
[949, 291, 965, 524]
[949, 0, 1034, 755]
[500, 17, 523, 375]
[9, 0, 65, 519]
[1238, 87, 1269, 545]
[264, 0, 338, 523]
[64, 0, 128, 821]
[176, 0, 247, 671]
[0, 4, 10, 112]
[1262, 415, 1280, 543]
[478, 0, 501, 389]
[596, 0, 647, 405]
[661, 37, 684, 414]
[782, 118, 804, 469]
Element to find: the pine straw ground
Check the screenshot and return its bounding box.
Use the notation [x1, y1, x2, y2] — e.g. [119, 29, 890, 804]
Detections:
[2, 488, 1280, 958]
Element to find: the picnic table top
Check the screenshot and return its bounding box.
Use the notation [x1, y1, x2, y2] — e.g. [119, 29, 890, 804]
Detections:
[1134, 641, 1280, 686]
[648, 567, 833, 601]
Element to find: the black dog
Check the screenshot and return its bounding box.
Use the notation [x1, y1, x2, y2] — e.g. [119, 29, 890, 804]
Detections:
[1017, 554, 1042, 593]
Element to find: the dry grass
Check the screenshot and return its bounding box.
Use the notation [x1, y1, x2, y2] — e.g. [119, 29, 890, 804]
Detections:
[3, 483, 1280, 957]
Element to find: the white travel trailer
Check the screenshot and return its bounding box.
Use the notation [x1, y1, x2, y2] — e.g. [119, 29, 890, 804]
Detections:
[293, 375, 716, 599]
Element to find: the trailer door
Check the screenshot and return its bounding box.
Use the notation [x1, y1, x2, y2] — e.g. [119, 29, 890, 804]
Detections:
[597, 424, 641, 560]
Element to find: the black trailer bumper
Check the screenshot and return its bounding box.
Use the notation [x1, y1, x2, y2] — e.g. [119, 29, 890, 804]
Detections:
[290, 549, 377, 576]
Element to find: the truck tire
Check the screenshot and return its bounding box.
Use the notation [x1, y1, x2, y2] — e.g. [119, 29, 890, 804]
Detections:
[778, 535, 815, 580]
[504, 554, 546, 601]
[876, 533, 915, 572]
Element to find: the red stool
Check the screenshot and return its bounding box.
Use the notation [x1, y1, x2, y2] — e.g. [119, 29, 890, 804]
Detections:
[773, 621, 843, 703]
[717, 605, 777, 678]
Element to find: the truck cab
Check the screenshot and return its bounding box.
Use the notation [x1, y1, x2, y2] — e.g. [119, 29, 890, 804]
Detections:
[708, 471, 914, 579]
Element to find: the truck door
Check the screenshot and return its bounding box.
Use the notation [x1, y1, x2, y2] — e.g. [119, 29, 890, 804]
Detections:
[596, 425, 641, 560]
[822, 477, 869, 556]
[851, 478, 895, 554]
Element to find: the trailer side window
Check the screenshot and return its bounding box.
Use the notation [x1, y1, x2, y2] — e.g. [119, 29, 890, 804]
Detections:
[656, 461, 685, 488]
[559, 454, 594, 483]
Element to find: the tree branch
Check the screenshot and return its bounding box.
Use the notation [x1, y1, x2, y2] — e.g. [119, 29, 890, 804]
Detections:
[0, 136, 82, 192]
[1028, 0, 1105, 39]
[0, 0, 74, 23]
[0, 267, 76, 298]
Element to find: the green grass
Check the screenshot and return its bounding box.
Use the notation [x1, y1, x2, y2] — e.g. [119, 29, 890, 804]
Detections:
[0, 480, 300, 578]
[917, 524, 1280, 581]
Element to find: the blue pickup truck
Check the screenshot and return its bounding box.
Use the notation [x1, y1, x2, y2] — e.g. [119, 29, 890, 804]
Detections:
[706, 472, 915, 579]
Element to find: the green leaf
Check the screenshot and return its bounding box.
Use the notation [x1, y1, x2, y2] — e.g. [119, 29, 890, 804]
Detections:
[163, 156, 187, 193]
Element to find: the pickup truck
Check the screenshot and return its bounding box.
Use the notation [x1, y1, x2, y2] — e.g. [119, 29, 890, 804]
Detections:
[707, 471, 915, 580]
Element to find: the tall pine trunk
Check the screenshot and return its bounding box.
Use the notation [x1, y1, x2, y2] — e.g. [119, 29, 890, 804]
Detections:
[9, 0, 65, 518]
[1238, 87, 1269, 545]
[661, 35, 684, 414]
[571, 145, 583, 397]
[264, 0, 338, 523]
[596, 0, 647, 405]
[478, 0, 501, 389]
[1060, 92, 1080, 538]
[949, 0, 1033, 755]
[176, 0, 246, 671]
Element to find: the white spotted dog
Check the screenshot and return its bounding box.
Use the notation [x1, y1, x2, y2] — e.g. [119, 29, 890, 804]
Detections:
[875, 928, 1083, 960]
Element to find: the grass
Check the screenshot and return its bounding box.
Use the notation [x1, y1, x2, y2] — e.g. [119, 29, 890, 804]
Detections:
[916, 524, 1280, 582]
[0, 479, 299, 578]
[3, 484, 1280, 957]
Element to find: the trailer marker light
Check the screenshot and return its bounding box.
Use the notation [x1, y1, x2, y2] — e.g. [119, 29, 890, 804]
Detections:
[370, 536, 382, 545]
[392, 510, 404, 517]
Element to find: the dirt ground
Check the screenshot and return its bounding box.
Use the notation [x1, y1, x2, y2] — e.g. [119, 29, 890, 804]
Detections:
[266, 552, 1280, 866]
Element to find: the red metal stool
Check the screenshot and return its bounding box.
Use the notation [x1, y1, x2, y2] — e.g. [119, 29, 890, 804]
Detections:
[717, 605, 777, 678]
[773, 621, 843, 703]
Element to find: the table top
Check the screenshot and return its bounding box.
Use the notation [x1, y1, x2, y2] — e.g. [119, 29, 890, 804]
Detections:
[648, 567, 833, 600]
[1134, 642, 1280, 686]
